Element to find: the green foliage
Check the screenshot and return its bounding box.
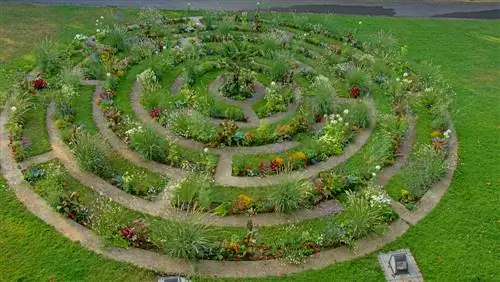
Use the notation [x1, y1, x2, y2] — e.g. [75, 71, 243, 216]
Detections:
[346, 69, 371, 95]
[73, 132, 114, 179]
[402, 145, 446, 198]
[220, 66, 255, 100]
[129, 126, 166, 162]
[341, 189, 388, 239]
[153, 218, 213, 260]
[105, 24, 129, 52]
[311, 75, 335, 116]
[91, 196, 130, 248]
[268, 50, 293, 83]
[172, 173, 212, 207]
[270, 181, 304, 213]
[36, 39, 68, 75]
[137, 68, 160, 93]
[169, 111, 216, 143]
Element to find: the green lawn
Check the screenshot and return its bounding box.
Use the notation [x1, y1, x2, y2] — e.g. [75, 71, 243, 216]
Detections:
[0, 3, 499, 282]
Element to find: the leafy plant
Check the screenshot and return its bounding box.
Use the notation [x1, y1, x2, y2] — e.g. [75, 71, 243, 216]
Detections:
[220, 66, 255, 100]
[341, 190, 387, 239]
[137, 68, 160, 93]
[56, 191, 91, 226]
[36, 39, 67, 75]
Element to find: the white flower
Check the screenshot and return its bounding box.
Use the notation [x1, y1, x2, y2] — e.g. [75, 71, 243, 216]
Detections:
[343, 109, 349, 115]
[162, 45, 167, 50]
[403, 72, 409, 77]
[187, 2, 191, 5]
[358, 21, 362, 25]
[270, 81, 276, 87]
[96, 19, 99, 22]
[100, 16, 104, 19]
[106, 72, 111, 77]
[344, 122, 349, 127]
[204, 148, 209, 153]
[10, 106, 16, 112]
[338, 117, 343, 122]
[257, 1, 260, 5]
[332, 120, 338, 124]
[95, 23, 98, 26]
[375, 165, 381, 171]
[335, 114, 340, 119]
[396, 78, 400, 82]
[96, 29, 101, 33]
[424, 87, 433, 92]
[371, 172, 376, 177]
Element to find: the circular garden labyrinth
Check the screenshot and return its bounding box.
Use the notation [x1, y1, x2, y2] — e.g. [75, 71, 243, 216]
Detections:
[1, 11, 458, 278]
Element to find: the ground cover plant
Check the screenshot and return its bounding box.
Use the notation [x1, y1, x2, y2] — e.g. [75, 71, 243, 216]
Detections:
[0, 3, 498, 282]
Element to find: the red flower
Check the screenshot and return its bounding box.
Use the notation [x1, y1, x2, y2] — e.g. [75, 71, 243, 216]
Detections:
[350, 86, 360, 99]
[269, 160, 279, 172]
[32, 78, 48, 90]
[258, 161, 266, 174]
[120, 226, 135, 238]
[150, 107, 161, 119]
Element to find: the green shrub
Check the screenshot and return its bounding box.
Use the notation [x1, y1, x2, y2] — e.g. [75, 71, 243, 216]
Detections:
[348, 102, 370, 129]
[129, 126, 166, 162]
[270, 181, 304, 213]
[73, 132, 114, 179]
[169, 111, 216, 143]
[137, 68, 160, 93]
[402, 145, 446, 198]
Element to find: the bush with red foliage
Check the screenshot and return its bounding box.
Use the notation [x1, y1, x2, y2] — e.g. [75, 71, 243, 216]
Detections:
[150, 107, 161, 119]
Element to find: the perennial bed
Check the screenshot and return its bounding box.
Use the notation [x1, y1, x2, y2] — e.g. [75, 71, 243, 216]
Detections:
[0, 8, 458, 277]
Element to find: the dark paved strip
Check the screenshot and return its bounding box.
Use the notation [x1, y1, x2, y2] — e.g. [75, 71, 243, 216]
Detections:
[1, 0, 499, 19]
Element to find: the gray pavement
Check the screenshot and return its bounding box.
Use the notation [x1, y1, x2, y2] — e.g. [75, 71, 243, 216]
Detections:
[1, 0, 499, 18]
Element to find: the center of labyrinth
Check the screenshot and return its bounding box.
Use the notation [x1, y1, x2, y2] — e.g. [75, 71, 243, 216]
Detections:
[1, 11, 457, 277]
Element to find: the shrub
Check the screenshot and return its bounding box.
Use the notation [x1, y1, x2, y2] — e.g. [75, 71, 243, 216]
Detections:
[347, 102, 370, 129]
[73, 132, 114, 179]
[220, 66, 255, 100]
[169, 111, 216, 143]
[137, 68, 160, 93]
[129, 126, 166, 162]
[402, 145, 446, 198]
[270, 181, 304, 213]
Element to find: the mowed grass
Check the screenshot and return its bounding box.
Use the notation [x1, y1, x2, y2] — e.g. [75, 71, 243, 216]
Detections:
[0, 3, 499, 282]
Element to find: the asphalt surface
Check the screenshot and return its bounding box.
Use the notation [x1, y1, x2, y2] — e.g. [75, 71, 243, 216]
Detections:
[1, 0, 499, 19]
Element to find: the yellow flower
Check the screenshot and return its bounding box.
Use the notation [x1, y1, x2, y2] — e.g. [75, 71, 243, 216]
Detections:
[431, 130, 441, 137]
[291, 151, 307, 161]
[275, 157, 285, 166]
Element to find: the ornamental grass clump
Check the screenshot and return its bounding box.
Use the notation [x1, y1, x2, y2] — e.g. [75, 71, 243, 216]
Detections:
[401, 145, 446, 198]
[271, 181, 305, 213]
[73, 132, 114, 179]
[129, 126, 166, 162]
[152, 216, 214, 260]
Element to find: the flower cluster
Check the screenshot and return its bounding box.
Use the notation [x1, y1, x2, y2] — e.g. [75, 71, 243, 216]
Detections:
[350, 86, 360, 98]
[32, 78, 48, 90]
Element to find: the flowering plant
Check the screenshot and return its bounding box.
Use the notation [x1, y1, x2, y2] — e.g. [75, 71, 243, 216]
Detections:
[32, 78, 48, 90]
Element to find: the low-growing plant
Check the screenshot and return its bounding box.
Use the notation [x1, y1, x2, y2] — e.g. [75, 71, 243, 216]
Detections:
[311, 75, 335, 116]
[346, 69, 371, 96]
[105, 24, 130, 52]
[57, 191, 91, 226]
[137, 68, 160, 93]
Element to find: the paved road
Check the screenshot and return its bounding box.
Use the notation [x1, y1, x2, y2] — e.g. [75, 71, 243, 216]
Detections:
[1, 0, 499, 18]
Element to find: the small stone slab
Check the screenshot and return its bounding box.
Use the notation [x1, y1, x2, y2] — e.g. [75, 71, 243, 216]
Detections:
[378, 249, 423, 282]
[158, 277, 190, 282]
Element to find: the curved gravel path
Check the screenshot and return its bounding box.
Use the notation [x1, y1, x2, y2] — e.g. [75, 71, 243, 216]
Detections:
[0, 100, 458, 277]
